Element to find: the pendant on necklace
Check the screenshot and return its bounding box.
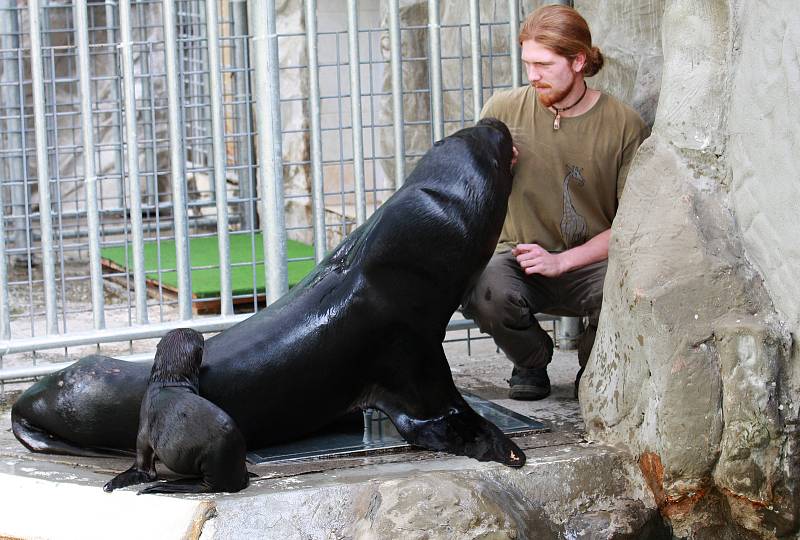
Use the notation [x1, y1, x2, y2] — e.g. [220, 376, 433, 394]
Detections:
[553, 112, 561, 130]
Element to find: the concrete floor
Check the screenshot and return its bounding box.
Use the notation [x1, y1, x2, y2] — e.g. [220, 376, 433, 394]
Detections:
[0, 332, 664, 539]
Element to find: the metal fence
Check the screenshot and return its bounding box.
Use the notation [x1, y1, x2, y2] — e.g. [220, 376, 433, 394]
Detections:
[0, 0, 545, 392]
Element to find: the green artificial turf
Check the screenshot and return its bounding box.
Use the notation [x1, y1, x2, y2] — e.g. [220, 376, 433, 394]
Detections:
[101, 233, 316, 298]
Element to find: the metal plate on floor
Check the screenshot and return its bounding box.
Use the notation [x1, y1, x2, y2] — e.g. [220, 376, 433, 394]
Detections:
[247, 391, 547, 464]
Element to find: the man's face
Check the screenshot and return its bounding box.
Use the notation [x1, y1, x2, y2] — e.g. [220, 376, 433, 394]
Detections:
[521, 39, 582, 108]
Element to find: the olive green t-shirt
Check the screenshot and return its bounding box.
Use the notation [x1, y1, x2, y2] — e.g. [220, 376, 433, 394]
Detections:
[481, 85, 647, 252]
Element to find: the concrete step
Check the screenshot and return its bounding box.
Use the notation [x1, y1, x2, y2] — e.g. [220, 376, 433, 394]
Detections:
[0, 419, 664, 540]
[0, 342, 666, 539]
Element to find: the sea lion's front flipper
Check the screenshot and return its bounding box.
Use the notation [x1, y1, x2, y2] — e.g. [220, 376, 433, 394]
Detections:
[394, 404, 526, 467]
[104, 465, 157, 492]
[371, 341, 526, 468]
[104, 433, 158, 493]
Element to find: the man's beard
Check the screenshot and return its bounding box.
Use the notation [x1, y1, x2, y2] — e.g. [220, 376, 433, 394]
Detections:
[535, 76, 577, 108]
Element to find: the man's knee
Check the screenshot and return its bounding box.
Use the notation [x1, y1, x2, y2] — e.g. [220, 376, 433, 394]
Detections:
[464, 258, 540, 332]
[464, 283, 532, 331]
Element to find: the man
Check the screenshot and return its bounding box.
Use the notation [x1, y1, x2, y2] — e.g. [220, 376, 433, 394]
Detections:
[462, 5, 647, 400]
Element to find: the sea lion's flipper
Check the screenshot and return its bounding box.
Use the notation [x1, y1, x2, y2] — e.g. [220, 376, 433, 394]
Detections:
[373, 341, 526, 468]
[104, 465, 157, 492]
[11, 409, 132, 458]
[137, 479, 213, 495]
[137, 475, 249, 495]
[104, 435, 158, 492]
[389, 402, 526, 468]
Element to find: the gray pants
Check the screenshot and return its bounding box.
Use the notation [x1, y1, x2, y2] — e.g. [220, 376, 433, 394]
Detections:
[462, 251, 607, 370]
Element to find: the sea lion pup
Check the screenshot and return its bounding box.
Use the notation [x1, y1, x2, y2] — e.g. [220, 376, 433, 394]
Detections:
[103, 328, 249, 494]
[13, 118, 524, 468]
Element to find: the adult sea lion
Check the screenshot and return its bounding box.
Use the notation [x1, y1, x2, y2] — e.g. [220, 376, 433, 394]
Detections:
[12, 118, 524, 467]
[104, 328, 249, 494]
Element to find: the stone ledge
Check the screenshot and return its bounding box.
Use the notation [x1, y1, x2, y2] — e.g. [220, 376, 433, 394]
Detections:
[0, 433, 660, 540]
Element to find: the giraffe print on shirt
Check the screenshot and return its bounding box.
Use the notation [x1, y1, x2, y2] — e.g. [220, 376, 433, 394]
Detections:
[560, 165, 588, 248]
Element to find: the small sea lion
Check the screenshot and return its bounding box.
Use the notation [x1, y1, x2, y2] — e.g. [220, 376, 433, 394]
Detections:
[103, 328, 249, 494]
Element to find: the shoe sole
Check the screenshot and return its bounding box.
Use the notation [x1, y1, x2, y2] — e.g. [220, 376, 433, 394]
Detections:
[508, 385, 551, 401]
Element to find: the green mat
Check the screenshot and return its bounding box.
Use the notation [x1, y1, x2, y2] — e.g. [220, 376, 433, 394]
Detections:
[101, 233, 316, 299]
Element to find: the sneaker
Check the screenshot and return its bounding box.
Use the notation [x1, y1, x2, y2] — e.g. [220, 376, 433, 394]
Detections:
[508, 367, 551, 400]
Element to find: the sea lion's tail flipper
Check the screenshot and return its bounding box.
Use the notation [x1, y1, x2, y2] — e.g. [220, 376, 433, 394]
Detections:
[137, 479, 211, 495]
[11, 407, 108, 458]
[11, 405, 133, 458]
[137, 476, 248, 495]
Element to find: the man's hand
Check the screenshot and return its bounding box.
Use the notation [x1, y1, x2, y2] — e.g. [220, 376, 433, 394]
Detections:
[512, 229, 612, 278]
[512, 243, 566, 277]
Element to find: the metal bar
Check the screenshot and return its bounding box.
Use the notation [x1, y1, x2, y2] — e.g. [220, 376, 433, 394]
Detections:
[305, 0, 326, 262]
[12, 42, 33, 331]
[13, 215, 234, 242]
[557, 316, 583, 350]
[49, 42, 69, 334]
[388, 0, 405, 189]
[250, 0, 288, 303]
[427, 0, 443, 141]
[27, 0, 58, 334]
[205, 0, 233, 316]
[0, 152, 9, 340]
[457, 24, 466, 128]
[103, 0, 126, 209]
[140, 39, 157, 209]
[0, 314, 523, 381]
[17, 199, 226, 222]
[0, 2, 26, 255]
[346, 0, 366, 226]
[231, 0, 255, 232]
[469, 0, 482, 122]
[162, 0, 193, 319]
[334, 30, 347, 237]
[74, 0, 107, 330]
[118, 0, 148, 324]
[509, 0, 521, 88]
[1, 349, 164, 381]
[0, 314, 250, 357]
[366, 27, 379, 211]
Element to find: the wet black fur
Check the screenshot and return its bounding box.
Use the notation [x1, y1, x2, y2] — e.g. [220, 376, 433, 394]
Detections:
[13, 118, 525, 469]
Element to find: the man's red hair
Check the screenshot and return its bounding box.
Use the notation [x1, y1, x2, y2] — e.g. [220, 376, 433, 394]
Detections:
[518, 5, 604, 77]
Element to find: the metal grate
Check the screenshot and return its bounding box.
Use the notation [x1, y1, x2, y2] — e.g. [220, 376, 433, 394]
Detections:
[246, 390, 546, 464]
[0, 0, 525, 394]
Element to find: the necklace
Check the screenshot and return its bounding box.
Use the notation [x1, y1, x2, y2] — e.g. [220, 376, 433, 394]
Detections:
[551, 81, 588, 130]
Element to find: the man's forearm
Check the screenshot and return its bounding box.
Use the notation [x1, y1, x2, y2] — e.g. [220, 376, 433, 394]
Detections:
[558, 228, 610, 273]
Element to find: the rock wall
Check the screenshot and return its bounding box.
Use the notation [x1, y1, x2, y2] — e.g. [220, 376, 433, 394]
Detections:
[581, 1, 800, 538]
[577, 0, 665, 128]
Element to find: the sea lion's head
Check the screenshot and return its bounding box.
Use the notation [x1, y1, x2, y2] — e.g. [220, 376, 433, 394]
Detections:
[150, 328, 204, 385]
[475, 117, 514, 173]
